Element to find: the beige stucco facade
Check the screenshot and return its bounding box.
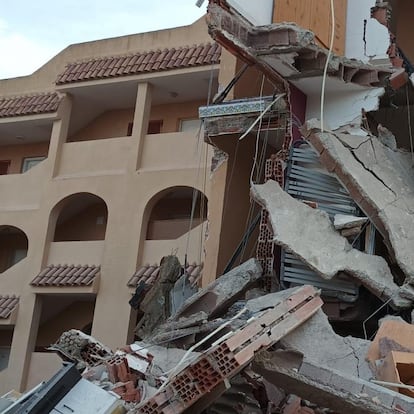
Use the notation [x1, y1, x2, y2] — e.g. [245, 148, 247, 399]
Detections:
[0, 17, 232, 393]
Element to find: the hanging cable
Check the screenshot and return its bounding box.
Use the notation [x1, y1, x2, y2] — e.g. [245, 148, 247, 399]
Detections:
[239, 94, 285, 142]
[405, 83, 414, 165]
[184, 63, 216, 268]
[320, 0, 335, 133]
[249, 75, 266, 186]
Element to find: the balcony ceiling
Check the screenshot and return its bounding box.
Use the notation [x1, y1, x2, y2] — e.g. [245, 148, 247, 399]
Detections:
[0, 117, 54, 146]
[68, 68, 219, 136]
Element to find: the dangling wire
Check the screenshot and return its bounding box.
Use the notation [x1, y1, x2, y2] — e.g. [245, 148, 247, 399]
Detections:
[320, 0, 335, 133]
[405, 83, 414, 165]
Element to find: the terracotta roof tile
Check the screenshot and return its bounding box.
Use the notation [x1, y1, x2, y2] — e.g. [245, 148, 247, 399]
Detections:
[0, 295, 19, 319]
[127, 263, 203, 288]
[31, 264, 100, 287]
[56, 43, 221, 85]
[0, 92, 61, 118]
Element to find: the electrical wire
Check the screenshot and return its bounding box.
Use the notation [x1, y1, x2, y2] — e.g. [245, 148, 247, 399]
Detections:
[320, 0, 335, 133]
[239, 76, 266, 263]
[239, 94, 285, 143]
[362, 297, 392, 340]
[405, 83, 414, 164]
[184, 63, 216, 268]
[250, 75, 266, 186]
[158, 307, 248, 391]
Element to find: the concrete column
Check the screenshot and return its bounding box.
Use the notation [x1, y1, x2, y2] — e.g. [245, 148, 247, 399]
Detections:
[129, 82, 152, 171]
[3, 293, 42, 392]
[90, 187, 143, 349]
[48, 94, 72, 178]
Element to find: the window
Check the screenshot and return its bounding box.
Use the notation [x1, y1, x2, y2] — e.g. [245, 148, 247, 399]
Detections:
[0, 160, 10, 175]
[127, 120, 163, 136]
[179, 118, 203, 132]
[147, 120, 163, 134]
[12, 249, 27, 265]
[21, 156, 46, 173]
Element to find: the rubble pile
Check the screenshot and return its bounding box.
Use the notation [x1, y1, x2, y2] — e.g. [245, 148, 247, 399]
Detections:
[4, 256, 414, 413]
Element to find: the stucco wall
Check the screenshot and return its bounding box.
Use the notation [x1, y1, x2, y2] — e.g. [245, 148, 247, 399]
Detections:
[0, 17, 219, 394]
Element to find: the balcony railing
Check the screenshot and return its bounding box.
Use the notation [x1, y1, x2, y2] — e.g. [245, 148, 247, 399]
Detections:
[47, 241, 104, 265]
[141, 221, 206, 265]
[57, 137, 132, 178]
[0, 158, 49, 210]
[140, 131, 206, 171]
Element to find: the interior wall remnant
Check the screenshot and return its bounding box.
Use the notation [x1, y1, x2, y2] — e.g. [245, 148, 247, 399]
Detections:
[273, 0, 347, 55]
[393, 1, 414, 66]
[301, 81, 384, 131]
[345, 0, 389, 62]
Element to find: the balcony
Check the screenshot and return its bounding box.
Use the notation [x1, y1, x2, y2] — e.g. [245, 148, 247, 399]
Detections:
[0, 158, 49, 210]
[141, 221, 206, 265]
[47, 241, 104, 265]
[140, 131, 206, 171]
[57, 136, 132, 178]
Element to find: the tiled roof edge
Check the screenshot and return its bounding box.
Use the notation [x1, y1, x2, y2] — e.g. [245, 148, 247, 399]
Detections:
[56, 43, 221, 85]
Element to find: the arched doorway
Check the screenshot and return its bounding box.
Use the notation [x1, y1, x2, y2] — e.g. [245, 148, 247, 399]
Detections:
[52, 193, 108, 242]
[146, 186, 207, 240]
[0, 225, 28, 272]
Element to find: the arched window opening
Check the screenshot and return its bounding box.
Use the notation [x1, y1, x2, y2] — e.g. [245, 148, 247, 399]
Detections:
[53, 193, 108, 242]
[146, 187, 207, 240]
[0, 226, 28, 273]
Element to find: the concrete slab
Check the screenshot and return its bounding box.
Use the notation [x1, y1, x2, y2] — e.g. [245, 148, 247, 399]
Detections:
[251, 180, 410, 307]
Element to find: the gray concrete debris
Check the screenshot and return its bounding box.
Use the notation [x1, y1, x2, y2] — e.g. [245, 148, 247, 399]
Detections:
[253, 349, 405, 414]
[136, 255, 182, 339]
[172, 258, 262, 320]
[303, 123, 414, 287]
[334, 214, 368, 230]
[280, 309, 373, 380]
[205, 375, 262, 414]
[245, 286, 303, 314]
[149, 318, 231, 345]
[132, 341, 200, 376]
[251, 180, 411, 308]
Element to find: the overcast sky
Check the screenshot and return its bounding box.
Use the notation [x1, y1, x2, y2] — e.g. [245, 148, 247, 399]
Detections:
[0, 1, 206, 80]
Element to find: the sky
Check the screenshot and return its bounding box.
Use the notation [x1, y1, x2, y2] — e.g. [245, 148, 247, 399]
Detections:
[0, 1, 206, 79]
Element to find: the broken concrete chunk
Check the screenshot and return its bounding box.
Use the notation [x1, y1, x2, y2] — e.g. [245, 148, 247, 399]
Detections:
[334, 214, 368, 230]
[281, 309, 373, 380]
[136, 255, 182, 339]
[253, 350, 398, 414]
[304, 123, 414, 284]
[251, 180, 410, 307]
[172, 258, 262, 320]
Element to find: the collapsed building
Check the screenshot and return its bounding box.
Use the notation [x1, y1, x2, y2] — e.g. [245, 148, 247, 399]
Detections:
[2, 0, 414, 413]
